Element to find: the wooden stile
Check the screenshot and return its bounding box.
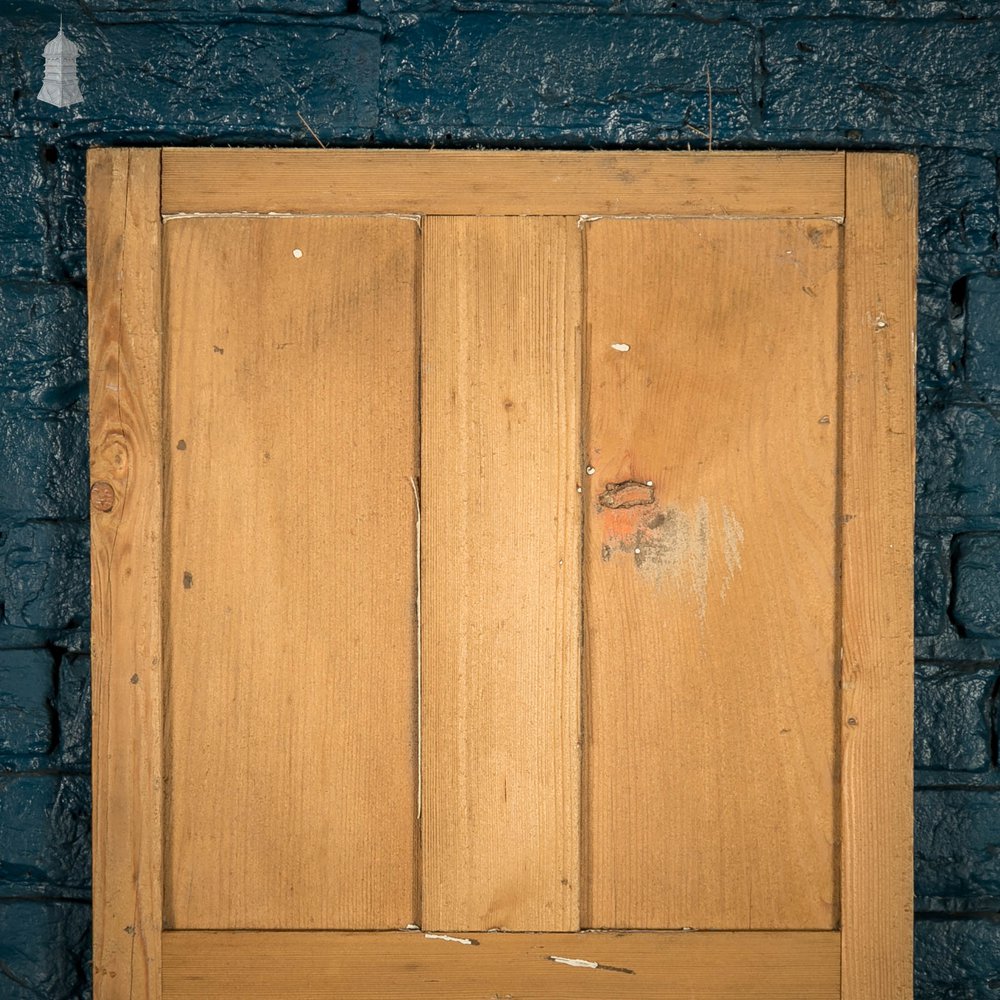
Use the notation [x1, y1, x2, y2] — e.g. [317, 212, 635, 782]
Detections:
[840, 153, 917, 999]
[88, 148, 165, 999]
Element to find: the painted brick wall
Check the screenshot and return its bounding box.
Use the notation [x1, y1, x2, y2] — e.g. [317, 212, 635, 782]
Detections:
[0, 1, 998, 996]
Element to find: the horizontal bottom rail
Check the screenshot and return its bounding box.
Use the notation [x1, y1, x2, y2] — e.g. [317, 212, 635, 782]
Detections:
[163, 929, 840, 998]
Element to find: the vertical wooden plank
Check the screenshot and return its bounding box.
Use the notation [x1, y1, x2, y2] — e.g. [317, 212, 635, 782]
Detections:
[584, 217, 840, 930]
[163, 216, 419, 929]
[841, 153, 916, 998]
[421, 216, 582, 931]
[88, 148, 164, 999]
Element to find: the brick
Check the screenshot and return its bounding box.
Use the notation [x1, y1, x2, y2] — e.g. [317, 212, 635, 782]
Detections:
[917, 150, 999, 286]
[917, 280, 965, 402]
[951, 534, 1000, 639]
[55, 653, 89, 768]
[47, 145, 87, 285]
[764, 18, 1000, 145]
[0, 282, 87, 401]
[914, 664, 995, 773]
[0, 140, 50, 279]
[9, 19, 381, 139]
[916, 918, 1000, 998]
[85, 0, 353, 12]
[0, 774, 90, 893]
[915, 533, 949, 637]
[381, 15, 755, 142]
[916, 790, 1000, 910]
[964, 275, 1000, 401]
[0, 409, 88, 520]
[0, 901, 90, 1000]
[0, 521, 89, 631]
[917, 405, 1000, 521]
[0, 649, 55, 758]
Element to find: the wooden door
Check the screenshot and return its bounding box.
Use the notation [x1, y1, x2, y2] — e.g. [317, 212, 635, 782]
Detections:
[87, 149, 916, 999]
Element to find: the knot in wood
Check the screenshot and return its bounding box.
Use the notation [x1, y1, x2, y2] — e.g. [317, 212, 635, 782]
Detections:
[90, 480, 116, 512]
[597, 480, 655, 509]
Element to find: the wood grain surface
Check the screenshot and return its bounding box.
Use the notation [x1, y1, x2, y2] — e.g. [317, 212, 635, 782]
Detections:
[88, 147, 164, 999]
[161, 149, 846, 219]
[840, 153, 917, 999]
[421, 216, 583, 931]
[583, 216, 840, 930]
[163, 929, 840, 999]
[163, 215, 420, 929]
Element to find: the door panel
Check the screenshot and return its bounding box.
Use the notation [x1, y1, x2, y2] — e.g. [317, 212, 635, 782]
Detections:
[88, 149, 915, 999]
[163, 216, 420, 929]
[420, 216, 583, 931]
[583, 217, 839, 930]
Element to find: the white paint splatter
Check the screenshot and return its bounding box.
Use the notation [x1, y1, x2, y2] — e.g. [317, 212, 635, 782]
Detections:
[720, 505, 744, 601]
[548, 956, 599, 969]
[611, 343, 630, 352]
[425, 933, 475, 945]
[691, 498, 710, 621]
[292, 248, 303, 259]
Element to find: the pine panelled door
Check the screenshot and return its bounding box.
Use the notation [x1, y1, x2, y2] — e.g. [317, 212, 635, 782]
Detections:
[86, 149, 916, 1000]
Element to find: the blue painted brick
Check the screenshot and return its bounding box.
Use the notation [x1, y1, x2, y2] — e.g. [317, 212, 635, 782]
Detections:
[48, 145, 87, 284]
[764, 18, 1000, 146]
[914, 664, 995, 773]
[0, 409, 88, 521]
[951, 534, 1000, 639]
[7, 18, 381, 141]
[917, 150, 999, 286]
[0, 901, 90, 1000]
[917, 790, 1000, 911]
[917, 280, 964, 401]
[0, 140, 50, 279]
[381, 15, 755, 143]
[964, 275, 1000, 401]
[85, 0, 353, 12]
[0, 521, 89, 631]
[56, 653, 89, 768]
[918, 405, 1000, 521]
[0, 774, 90, 894]
[916, 917, 1000, 999]
[0, 282, 87, 402]
[0, 649, 55, 758]
[915, 534, 949, 637]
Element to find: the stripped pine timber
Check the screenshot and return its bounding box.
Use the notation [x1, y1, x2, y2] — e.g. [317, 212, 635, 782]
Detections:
[161, 930, 841, 999]
[160, 149, 846, 219]
[163, 216, 419, 929]
[583, 217, 840, 930]
[840, 154, 916, 998]
[88, 148, 164, 1000]
[421, 216, 583, 931]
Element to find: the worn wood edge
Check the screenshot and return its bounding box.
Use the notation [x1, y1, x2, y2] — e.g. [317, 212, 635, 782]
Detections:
[160, 149, 845, 218]
[88, 147, 165, 1000]
[162, 930, 840, 999]
[840, 152, 917, 999]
